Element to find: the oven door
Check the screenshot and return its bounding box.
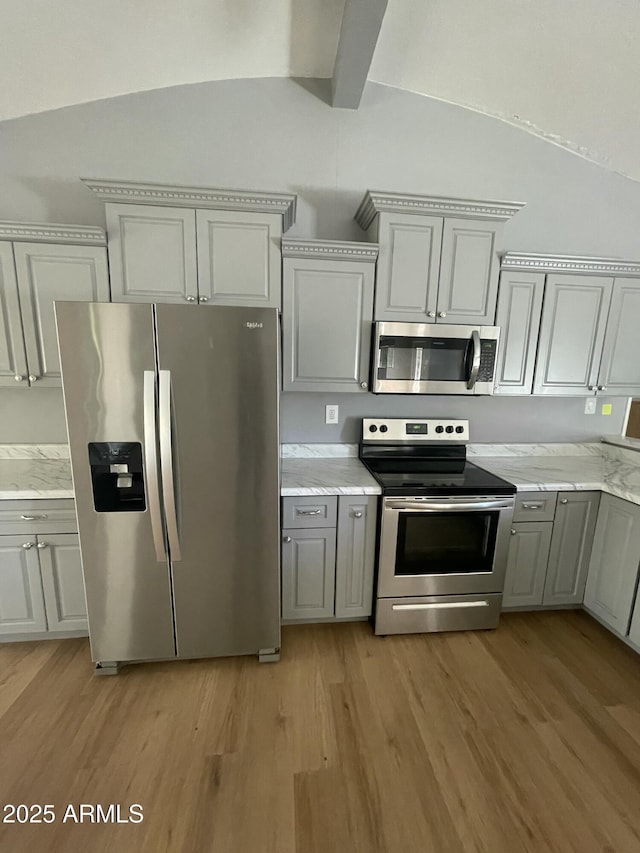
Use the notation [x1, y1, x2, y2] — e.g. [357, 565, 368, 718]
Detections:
[378, 496, 514, 597]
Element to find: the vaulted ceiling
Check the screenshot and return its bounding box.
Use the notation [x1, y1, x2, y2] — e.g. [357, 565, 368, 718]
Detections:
[2, 0, 639, 180]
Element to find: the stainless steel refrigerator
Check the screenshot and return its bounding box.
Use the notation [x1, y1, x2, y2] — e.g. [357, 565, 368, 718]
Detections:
[55, 302, 280, 672]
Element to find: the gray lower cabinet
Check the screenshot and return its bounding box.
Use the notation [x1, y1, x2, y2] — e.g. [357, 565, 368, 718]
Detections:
[0, 535, 47, 634]
[494, 271, 545, 394]
[543, 492, 600, 605]
[281, 242, 376, 392]
[335, 497, 377, 619]
[596, 277, 640, 397]
[281, 494, 377, 621]
[38, 534, 87, 632]
[503, 522, 553, 608]
[533, 274, 613, 396]
[281, 527, 336, 620]
[584, 494, 640, 634]
[629, 593, 640, 647]
[0, 234, 109, 388]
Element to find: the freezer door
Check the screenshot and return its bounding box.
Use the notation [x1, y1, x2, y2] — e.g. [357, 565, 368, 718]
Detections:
[55, 302, 176, 663]
[155, 304, 280, 659]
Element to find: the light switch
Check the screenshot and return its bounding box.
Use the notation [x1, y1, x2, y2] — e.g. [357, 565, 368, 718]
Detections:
[584, 398, 596, 415]
[325, 405, 339, 424]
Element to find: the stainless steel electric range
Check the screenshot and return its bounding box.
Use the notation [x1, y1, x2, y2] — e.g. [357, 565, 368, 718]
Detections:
[359, 418, 516, 636]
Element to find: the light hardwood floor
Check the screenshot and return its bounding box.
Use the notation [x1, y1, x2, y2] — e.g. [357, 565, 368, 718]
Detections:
[2, 612, 640, 852]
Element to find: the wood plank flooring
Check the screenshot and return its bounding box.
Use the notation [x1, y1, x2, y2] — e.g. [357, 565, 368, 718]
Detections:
[1, 611, 640, 852]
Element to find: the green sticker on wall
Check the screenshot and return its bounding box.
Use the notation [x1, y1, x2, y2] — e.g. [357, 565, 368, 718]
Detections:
[601, 403, 613, 415]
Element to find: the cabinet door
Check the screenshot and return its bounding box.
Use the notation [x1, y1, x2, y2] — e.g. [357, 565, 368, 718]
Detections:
[494, 271, 545, 394]
[281, 527, 336, 620]
[13, 242, 110, 387]
[533, 274, 613, 395]
[373, 213, 441, 322]
[282, 257, 374, 392]
[543, 492, 600, 606]
[0, 535, 47, 634]
[597, 277, 640, 396]
[38, 534, 87, 632]
[502, 522, 552, 608]
[106, 203, 197, 304]
[335, 497, 376, 619]
[437, 219, 500, 324]
[0, 242, 28, 388]
[584, 494, 640, 634]
[196, 209, 282, 309]
[629, 594, 640, 647]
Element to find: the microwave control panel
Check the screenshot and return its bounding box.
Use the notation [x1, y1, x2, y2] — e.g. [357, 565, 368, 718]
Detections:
[478, 339, 498, 382]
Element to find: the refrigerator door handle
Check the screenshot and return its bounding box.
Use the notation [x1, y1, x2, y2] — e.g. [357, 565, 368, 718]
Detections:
[143, 371, 167, 562]
[159, 369, 182, 561]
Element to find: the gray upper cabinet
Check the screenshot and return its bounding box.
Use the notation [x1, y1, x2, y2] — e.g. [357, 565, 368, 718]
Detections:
[533, 274, 613, 396]
[282, 240, 377, 393]
[196, 209, 282, 309]
[106, 203, 198, 304]
[0, 222, 108, 389]
[84, 179, 296, 308]
[335, 496, 376, 619]
[437, 218, 500, 324]
[502, 521, 553, 608]
[494, 271, 545, 394]
[543, 492, 600, 606]
[584, 493, 640, 635]
[0, 241, 28, 388]
[0, 535, 48, 635]
[596, 277, 640, 396]
[355, 191, 525, 325]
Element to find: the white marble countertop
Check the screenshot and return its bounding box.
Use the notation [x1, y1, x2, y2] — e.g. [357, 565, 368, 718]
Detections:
[473, 455, 605, 493]
[0, 458, 74, 500]
[280, 457, 381, 496]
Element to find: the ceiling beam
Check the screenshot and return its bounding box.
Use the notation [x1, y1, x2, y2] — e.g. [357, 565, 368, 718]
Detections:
[331, 0, 389, 109]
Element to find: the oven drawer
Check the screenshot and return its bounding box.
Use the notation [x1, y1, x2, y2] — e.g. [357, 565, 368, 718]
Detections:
[281, 496, 337, 529]
[513, 492, 557, 523]
[375, 593, 502, 635]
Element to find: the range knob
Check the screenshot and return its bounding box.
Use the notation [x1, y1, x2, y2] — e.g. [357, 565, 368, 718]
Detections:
[445, 426, 454, 434]
[379, 424, 388, 433]
[368, 424, 378, 433]
[455, 426, 465, 434]
[435, 425, 444, 434]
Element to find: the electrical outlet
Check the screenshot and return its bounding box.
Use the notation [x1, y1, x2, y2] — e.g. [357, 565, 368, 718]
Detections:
[325, 404, 339, 425]
[584, 397, 597, 415]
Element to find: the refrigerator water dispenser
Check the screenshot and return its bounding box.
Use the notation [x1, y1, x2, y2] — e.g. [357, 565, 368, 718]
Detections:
[88, 442, 146, 512]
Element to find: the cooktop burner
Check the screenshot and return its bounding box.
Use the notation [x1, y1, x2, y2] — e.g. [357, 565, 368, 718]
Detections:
[364, 461, 516, 497]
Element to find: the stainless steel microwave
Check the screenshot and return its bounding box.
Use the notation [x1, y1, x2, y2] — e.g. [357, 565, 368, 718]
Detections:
[372, 322, 500, 395]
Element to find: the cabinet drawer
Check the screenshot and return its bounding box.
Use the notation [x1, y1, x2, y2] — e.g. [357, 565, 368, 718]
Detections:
[513, 492, 557, 523]
[0, 500, 77, 534]
[282, 496, 337, 529]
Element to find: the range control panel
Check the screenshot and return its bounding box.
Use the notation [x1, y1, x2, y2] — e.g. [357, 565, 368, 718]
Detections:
[362, 418, 470, 442]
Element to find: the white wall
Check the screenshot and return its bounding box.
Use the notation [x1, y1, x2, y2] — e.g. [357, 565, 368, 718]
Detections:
[1, 77, 638, 443]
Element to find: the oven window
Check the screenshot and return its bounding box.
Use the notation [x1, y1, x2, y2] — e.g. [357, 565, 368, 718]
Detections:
[378, 335, 470, 383]
[395, 512, 499, 575]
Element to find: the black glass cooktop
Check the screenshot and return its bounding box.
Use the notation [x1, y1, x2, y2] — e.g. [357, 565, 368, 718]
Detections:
[362, 460, 516, 497]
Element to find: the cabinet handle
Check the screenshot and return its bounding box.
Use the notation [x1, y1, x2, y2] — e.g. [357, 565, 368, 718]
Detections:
[37, 542, 47, 549]
[510, 529, 517, 535]
[283, 536, 292, 543]
[560, 498, 568, 504]
[199, 296, 208, 303]
[22, 542, 34, 549]
[521, 503, 542, 510]
[438, 312, 447, 318]
[427, 311, 436, 318]
[296, 508, 322, 516]
[588, 385, 595, 391]
[28, 375, 37, 382]
[598, 385, 606, 391]
[360, 381, 368, 389]
[14, 375, 24, 382]
[21, 514, 48, 521]
[186, 296, 196, 303]
[353, 511, 363, 518]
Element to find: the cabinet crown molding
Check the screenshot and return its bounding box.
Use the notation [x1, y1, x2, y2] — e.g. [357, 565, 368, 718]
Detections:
[82, 178, 297, 231]
[0, 220, 106, 246]
[501, 252, 640, 276]
[354, 190, 525, 230]
[281, 238, 379, 262]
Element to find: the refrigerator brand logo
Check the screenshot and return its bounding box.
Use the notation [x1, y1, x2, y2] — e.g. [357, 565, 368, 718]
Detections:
[245, 322, 263, 329]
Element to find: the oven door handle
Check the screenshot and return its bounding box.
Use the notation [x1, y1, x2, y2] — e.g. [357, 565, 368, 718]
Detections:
[466, 330, 481, 390]
[386, 500, 513, 512]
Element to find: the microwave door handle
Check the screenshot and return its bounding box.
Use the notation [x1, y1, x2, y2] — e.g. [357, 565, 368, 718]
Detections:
[466, 330, 481, 390]
[143, 371, 167, 562]
[159, 369, 182, 561]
